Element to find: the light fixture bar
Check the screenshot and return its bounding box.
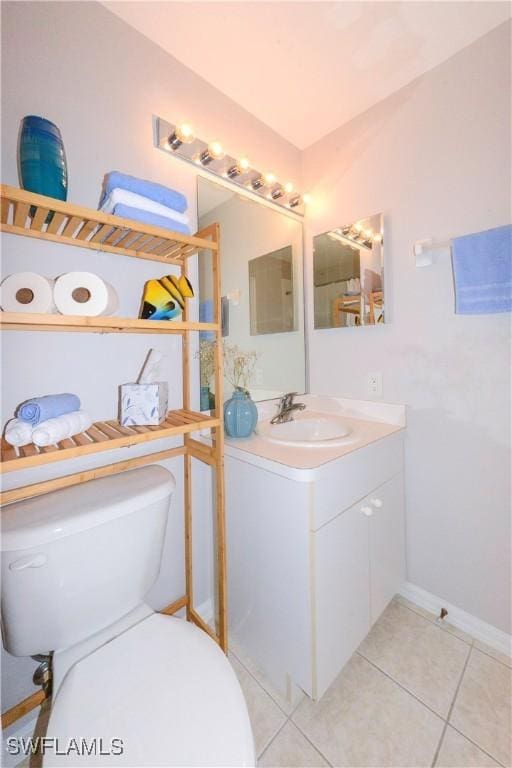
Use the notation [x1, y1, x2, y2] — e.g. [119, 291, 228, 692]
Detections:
[327, 230, 372, 251]
[154, 116, 308, 215]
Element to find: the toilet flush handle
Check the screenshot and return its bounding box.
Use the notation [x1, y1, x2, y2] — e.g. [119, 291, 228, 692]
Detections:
[9, 553, 47, 571]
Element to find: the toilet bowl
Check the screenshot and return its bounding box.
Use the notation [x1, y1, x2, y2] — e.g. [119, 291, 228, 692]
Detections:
[1, 466, 255, 767]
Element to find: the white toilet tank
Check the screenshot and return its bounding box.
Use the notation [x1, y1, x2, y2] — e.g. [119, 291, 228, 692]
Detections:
[1, 466, 175, 657]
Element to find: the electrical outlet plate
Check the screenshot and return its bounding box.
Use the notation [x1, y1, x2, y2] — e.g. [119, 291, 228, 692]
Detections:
[367, 372, 383, 396]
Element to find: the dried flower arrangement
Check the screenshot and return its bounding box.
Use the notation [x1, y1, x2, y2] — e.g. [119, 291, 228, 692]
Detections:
[197, 340, 216, 387]
[223, 343, 259, 395]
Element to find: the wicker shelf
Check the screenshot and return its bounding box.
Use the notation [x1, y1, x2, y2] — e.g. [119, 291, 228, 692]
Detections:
[0, 409, 220, 473]
[0, 185, 217, 266]
[0, 312, 219, 335]
[0, 185, 227, 655]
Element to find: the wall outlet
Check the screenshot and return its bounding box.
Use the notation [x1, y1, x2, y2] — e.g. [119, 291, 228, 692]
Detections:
[367, 372, 383, 397]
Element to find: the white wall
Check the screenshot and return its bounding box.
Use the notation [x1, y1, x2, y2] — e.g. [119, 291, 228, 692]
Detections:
[0, 0, 301, 712]
[303, 21, 511, 634]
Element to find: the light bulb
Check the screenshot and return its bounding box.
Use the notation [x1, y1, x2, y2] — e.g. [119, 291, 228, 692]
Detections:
[177, 122, 194, 142]
[284, 182, 294, 194]
[227, 156, 251, 179]
[200, 140, 225, 165]
[302, 193, 312, 205]
[167, 121, 195, 150]
[209, 141, 224, 159]
[364, 229, 373, 239]
[264, 172, 276, 185]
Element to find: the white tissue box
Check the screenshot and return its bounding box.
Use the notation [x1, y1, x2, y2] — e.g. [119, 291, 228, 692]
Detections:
[119, 382, 168, 426]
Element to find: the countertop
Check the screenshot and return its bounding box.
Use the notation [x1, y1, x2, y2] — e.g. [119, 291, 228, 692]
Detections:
[224, 395, 406, 480]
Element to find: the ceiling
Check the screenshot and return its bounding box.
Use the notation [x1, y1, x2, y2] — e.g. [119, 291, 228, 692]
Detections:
[104, 1, 510, 149]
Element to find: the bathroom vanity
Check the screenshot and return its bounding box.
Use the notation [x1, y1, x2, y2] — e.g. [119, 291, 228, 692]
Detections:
[225, 396, 406, 702]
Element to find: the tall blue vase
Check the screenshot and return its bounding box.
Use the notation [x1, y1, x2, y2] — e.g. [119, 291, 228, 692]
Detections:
[224, 388, 258, 438]
[18, 116, 68, 201]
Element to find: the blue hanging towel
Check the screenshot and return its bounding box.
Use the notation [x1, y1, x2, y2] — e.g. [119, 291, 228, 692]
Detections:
[452, 224, 512, 314]
[17, 393, 81, 425]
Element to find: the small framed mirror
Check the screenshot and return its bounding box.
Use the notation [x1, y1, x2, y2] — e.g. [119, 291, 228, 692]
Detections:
[313, 213, 384, 328]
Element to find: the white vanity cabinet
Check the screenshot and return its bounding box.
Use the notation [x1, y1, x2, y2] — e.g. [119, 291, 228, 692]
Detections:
[226, 427, 405, 702]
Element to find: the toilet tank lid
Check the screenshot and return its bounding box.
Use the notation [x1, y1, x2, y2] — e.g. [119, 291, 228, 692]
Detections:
[1, 466, 175, 552]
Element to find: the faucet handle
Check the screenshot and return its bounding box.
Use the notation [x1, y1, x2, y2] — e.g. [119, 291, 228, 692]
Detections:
[283, 392, 298, 407]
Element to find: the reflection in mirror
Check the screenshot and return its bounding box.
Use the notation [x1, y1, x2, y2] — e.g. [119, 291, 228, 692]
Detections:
[313, 213, 384, 328]
[249, 246, 295, 335]
[197, 177, 305, 406]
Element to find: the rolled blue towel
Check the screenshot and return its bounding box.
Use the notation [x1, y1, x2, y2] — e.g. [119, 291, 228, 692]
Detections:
[111, 203, 191, 236]
[100, 172, 188, 214]
[17, 393, 81, 426]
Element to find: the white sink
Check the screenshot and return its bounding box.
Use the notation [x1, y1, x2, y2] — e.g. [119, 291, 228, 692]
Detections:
[257, 411, 354, 448]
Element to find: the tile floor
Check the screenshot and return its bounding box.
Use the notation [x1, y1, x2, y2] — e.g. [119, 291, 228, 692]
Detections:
[230, 596, 511, 768]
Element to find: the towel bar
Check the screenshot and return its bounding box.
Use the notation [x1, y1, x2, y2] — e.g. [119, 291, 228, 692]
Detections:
[414, 238, 452, 267]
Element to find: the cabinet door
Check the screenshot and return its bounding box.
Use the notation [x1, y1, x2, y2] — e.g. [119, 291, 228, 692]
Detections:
[314, 502, 371, 699]
[226, 457, 313, 698]
[368, 473, 406, 624]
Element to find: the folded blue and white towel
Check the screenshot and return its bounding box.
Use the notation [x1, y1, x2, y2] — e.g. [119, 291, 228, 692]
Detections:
[100, 172, 188, 214]
[111, 203, 191, 236]
[101, 188, 190, 226]
[17, 393, 81, 426]
[452, 224, 512, 314]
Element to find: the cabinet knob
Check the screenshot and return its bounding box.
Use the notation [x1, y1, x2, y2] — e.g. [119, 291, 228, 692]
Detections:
[361, 505, 373, 517]
[370, 497, 383, 508]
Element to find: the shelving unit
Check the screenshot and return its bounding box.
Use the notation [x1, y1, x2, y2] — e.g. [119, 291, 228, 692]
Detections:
[0, 186, 227, 653]
[0, 312, 218, 334]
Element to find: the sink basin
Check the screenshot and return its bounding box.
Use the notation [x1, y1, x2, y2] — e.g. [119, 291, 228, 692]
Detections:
[257, 411, 353, 448]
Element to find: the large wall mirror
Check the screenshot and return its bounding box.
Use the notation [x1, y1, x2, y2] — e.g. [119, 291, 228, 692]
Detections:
[313, 213, 384, 328]
[197, 177, 305, 406]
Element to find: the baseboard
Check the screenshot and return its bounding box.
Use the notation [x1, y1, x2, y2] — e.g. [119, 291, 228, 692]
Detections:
[400, 581, 511, 657]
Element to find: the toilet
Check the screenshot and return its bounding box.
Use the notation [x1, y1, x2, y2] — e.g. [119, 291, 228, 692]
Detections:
[1, 466, 255, 767]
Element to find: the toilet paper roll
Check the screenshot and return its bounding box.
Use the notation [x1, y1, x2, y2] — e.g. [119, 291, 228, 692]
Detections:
[53, 272, 119, 316]
[0, 272, 56, 313]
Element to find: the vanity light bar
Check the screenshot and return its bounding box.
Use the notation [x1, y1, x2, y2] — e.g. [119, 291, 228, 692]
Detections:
[328, 229, 373, 251]
[155, 116, 311, 214]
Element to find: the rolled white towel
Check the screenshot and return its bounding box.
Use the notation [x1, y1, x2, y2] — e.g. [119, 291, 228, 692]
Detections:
[4, 418, 33, 447]
[32, 410, 92, 447]
[100, 188, 190, 225]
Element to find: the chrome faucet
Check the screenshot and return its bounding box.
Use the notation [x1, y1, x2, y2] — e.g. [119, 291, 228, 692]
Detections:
[270, 392, 306, 424]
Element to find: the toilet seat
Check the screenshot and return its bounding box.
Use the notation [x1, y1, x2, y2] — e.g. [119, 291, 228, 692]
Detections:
[44, 614, 255, 767]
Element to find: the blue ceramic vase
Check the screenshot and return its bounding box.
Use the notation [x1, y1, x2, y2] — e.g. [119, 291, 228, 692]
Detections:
[18, 116, 68, 201]
[224, 388, 258, 438]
